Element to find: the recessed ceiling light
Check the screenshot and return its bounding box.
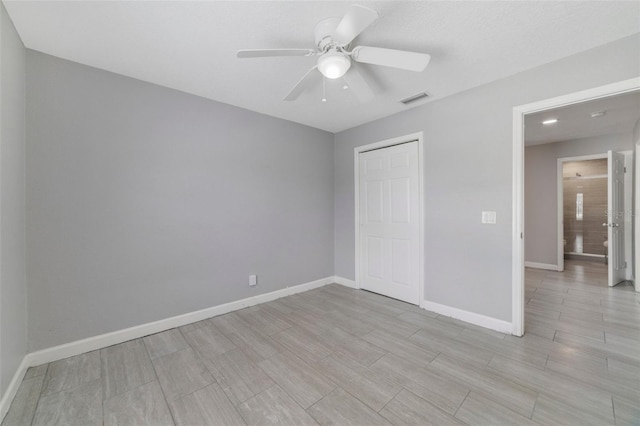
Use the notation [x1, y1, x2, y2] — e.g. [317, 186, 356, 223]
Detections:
[542, 119, 558, 125]
[590, 111, 606, 118]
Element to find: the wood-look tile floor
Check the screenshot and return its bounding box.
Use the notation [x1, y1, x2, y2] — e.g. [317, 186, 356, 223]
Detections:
[3, 261, 640, 425]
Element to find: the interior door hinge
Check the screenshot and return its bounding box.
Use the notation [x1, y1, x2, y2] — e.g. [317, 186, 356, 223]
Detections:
[624, 166, 627, 173]
[520, 232, 524, 239]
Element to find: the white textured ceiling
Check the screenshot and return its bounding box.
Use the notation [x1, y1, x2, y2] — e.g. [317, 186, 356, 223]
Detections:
[4, 1, 640, 132]
[525, 91, 640, 145]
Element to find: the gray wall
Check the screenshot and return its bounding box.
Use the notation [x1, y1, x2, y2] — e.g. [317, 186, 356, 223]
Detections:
[0, 3, 27, 398]
[334, 34, 640, 322]
[525, 133, 633, 265]
[26, 51, 334, 351]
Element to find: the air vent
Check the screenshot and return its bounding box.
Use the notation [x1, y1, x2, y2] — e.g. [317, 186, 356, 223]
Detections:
[400, 92, 429, 105]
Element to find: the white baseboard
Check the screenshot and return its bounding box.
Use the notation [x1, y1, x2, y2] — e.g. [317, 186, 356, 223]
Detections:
[27, 276, 334, 367]
[524, 261, 560, 271]
[421, 300, 513, 334]
[331, 278, 512, 334]
[332, 276, 357, 288]
[0, 356, 30, 423]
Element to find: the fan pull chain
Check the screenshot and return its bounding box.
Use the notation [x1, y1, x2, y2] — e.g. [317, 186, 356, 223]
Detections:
[322, 77, 327, 102]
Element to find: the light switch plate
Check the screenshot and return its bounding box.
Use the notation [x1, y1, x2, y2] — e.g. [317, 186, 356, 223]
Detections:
[249, 275, 257, 287]
[482, 211, 497, 224]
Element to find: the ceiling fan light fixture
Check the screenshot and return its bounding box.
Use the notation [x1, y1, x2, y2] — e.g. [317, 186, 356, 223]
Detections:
[317, 51, 351, 79]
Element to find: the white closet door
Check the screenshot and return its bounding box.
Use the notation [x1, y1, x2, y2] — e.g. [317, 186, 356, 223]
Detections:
[358, 141, 420, 304]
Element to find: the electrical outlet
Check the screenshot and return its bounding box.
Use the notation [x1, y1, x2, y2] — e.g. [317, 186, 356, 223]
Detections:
[482, 211, 497, 224]
[249, 275, 257, 287]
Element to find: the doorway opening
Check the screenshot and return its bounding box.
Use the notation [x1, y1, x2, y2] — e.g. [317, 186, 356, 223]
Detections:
[561, 157, 609, 265]
[512, 77, 640, 336]
[556, 151, 633, 288]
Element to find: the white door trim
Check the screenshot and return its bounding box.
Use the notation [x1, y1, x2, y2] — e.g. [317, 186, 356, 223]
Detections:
[512, 76, 640, 336]
[622, 150, 633, 282]
[556, 153, 608, 272]
[354, 132, 425, 307]
[636, 144, 640, 292]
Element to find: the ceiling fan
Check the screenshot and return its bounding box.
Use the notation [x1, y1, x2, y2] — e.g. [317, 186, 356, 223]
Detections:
[237, 4, 431, 102]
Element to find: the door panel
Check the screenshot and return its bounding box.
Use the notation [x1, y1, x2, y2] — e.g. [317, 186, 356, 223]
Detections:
[390, 178, 410, 223]
[390, 152, 410, 168]
[365, 180, 384, 223]
[366, 237, 384, 279]
[391, 238, 411, 286]
[359, 141, 420, 304]
[608, 150, 626, 287]
[366, 157, 384, 172]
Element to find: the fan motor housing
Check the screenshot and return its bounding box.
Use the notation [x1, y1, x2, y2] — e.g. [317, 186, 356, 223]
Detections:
[314, 17, 341, 50]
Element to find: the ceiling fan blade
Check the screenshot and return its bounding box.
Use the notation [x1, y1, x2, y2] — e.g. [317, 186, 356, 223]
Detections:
[237, 49, 315, 58]
[343, 67, 374, 103]
[284, 66, 320, 101]
[333, 5, 379, 46]
[352, 46, 430, 72]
